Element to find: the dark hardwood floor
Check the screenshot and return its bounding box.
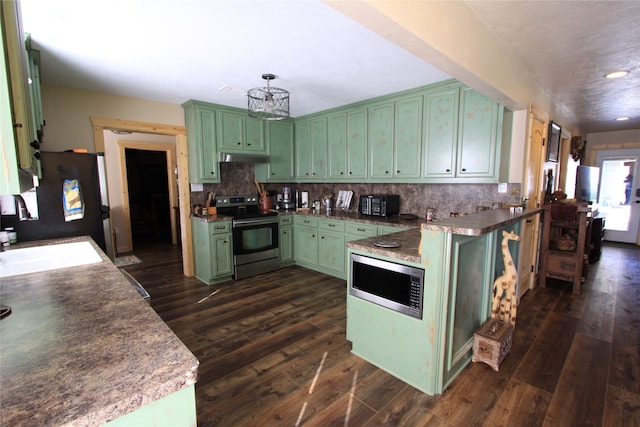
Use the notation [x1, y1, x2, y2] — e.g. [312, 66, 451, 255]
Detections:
[121, 242, 640, 426]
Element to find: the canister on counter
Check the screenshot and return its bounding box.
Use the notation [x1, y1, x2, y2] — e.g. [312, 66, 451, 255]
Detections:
[425, 208, 435, 222]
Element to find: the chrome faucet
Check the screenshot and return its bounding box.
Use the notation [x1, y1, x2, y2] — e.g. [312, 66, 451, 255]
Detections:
[15, 195, 32, 221]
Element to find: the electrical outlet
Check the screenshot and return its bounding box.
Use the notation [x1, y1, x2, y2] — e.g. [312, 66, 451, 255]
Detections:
[498, 183, 508, 194]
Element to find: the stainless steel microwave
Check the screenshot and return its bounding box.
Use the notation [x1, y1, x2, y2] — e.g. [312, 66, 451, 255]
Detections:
[349, 253, 424, 319]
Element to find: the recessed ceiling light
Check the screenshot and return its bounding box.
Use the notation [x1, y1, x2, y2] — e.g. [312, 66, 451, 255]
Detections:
[615, 117, 630, 121]
[605, 70, 629, 79]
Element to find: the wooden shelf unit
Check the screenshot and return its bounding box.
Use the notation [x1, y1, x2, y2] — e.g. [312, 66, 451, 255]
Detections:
[538, 203, 592, 294]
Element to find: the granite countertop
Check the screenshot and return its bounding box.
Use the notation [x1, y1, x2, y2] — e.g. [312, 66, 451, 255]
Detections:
[191, 209, 423, 228]
[346, 208, 543, 264]
[279, 208, 423, 228]
[0, 236, 199, 426]
[421, 208, 543, 236]
[346, 228, 422, 264]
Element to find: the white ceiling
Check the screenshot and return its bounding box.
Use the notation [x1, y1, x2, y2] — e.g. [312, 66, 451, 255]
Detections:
[20, 0, 640, 133]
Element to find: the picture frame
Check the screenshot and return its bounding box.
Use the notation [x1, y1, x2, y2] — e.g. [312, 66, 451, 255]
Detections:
[546, 121, 561, 162]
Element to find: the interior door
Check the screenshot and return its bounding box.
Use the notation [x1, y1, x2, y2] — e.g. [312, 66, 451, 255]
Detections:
[595, 149, 640, 244]
[518, 110, 546, 298]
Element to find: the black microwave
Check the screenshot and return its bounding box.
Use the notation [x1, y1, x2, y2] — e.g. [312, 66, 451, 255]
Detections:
[349, 253, 424, 319]
[358, 194, 400, 217]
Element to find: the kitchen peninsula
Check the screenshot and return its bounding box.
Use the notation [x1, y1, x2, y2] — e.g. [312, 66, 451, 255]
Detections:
[0, 237, 198, 426]
[346, 208, 541, 395]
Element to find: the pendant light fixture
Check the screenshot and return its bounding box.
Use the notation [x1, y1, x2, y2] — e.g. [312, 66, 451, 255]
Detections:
[247, 73, 290, 120]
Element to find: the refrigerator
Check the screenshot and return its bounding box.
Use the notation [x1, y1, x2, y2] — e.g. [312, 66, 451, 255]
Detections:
[8, 151, 114, 259]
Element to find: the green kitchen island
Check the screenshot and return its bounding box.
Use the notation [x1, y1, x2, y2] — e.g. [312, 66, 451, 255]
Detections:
[0, 237, 199, 426]
[346, 208, 541, 395]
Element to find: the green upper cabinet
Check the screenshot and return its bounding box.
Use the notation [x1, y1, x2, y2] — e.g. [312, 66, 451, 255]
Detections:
[346, 108, 368, 180]
[295, 118, 311, 179]
[393, 95, 423, 179]
[327, 112, 347, 180]
[423, 86, 459, 179]
[423, 85, 503, 182]
[296, 116, 327, 180]
[255, 119, 295, 182]
[456, 87, 501, 178]
[368, 101, 395, 179]
[183, 101, 219, 183]
[369, 95, 422, 181]
[217, 109, 266, 153]
[1, 2, 42, 195]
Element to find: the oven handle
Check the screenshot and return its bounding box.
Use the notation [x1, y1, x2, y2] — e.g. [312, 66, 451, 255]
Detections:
[233, 217, 279, 227]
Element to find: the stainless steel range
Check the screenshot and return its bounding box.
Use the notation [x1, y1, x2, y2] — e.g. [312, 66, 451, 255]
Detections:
[215, 194, 279, 280]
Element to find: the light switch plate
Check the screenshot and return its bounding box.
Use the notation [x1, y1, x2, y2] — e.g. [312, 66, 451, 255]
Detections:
[190, 183, 204, 192]
[498, 183, 508, 194]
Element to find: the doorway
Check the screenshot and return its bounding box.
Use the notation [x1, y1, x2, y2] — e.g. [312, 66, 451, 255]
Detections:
[125, 148, 172, 247]
[596, 150, 640, 244]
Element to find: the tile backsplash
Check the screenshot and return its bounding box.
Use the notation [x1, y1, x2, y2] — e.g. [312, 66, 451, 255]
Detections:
[190, 163, 522, 221]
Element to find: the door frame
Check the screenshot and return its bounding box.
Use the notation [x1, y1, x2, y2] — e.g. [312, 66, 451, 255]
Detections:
[517, 105, 548, 299]
[118, 141, 178, 252]
[90, 116, 193, 276]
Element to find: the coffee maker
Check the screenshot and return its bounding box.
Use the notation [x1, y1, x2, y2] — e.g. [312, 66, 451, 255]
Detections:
[280, 187, 297, 210]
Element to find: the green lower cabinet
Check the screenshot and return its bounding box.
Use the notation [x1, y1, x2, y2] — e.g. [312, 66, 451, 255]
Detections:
[191, 219, 233, 285]
[293, 216, 348, 279]
[279, 215, 294, 266]
[294, 224, 317, 266]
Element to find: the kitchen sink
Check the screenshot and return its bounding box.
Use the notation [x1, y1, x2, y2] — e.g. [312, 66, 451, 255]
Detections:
[0, 241, 103, 278]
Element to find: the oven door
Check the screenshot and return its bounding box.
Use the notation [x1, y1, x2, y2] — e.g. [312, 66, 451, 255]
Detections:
[232, 216, 279, 256]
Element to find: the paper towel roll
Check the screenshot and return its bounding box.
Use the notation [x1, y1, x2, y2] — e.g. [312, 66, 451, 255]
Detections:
[301, 192, 309, 208]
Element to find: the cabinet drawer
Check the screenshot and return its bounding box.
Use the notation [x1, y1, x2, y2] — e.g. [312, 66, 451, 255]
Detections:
[378, 225, 403, 236]
[318, 218, 345, 233]
[210, 221, 231, 234]
[279, 215, 294, 226]
[345, 222, 378, 237]
[547, 252, 580, 276]
[294, 216, 318, 228]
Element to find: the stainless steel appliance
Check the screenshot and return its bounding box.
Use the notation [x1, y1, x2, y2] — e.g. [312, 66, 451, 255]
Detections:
[215, 194, 279, 279]
[350, 253, 424, 319]
[358, 194, 400, 217]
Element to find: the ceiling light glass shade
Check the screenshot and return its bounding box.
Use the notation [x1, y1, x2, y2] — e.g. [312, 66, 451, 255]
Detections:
[615, 117, 630, 121]
[247, 74, 290, 120]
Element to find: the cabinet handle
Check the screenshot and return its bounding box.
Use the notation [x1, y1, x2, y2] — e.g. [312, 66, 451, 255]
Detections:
[306, 172, 309, 176]
[247, 143, 251, 146]
[349, 171, 352, 175]
[328, 224, 335, 227]
[397, 170, 400, 174]
[312, 234, 315, 238]
[385, 170, 389, 174]
[445, 169, 451, 172]
[223, 240, 228, 243]
[30, 140, 40, 149]
[461, 168, 467, 172]
[526, 219, 533, 223]
[237, 142, 241, 145]
[340, 171, 344, 175]
[211, 171, 215, 175]
[357, 228, 365, 232]
[321, 236, 324, 239]
[271, 172, 275, 175]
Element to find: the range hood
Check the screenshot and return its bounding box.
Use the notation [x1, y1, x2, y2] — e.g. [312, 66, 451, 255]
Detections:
[219, 152, 270, 163]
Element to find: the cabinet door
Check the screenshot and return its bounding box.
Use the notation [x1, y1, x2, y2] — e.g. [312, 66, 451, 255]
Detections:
[443, 233, 493, 386]
[347, 108, 368, 179]
[184, 103, 219, 183]
[369, 102, 395, 179]
[244, 116, 265, 151]
[457, 88, 499, 177]
[217, 110, 244, 150]
[294, 226, 317, 264]
[327, 112, 347, 180]
[394, 95, 423, 178]
[264, 120, 294, 181]
[310, 117, 327, 179]
[295, 119, 312, 179]
[423, 87, 459, 178]
[318, 232, 345, 275]
[212, 233, 232, 278]
[279, 225, 293, 263]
